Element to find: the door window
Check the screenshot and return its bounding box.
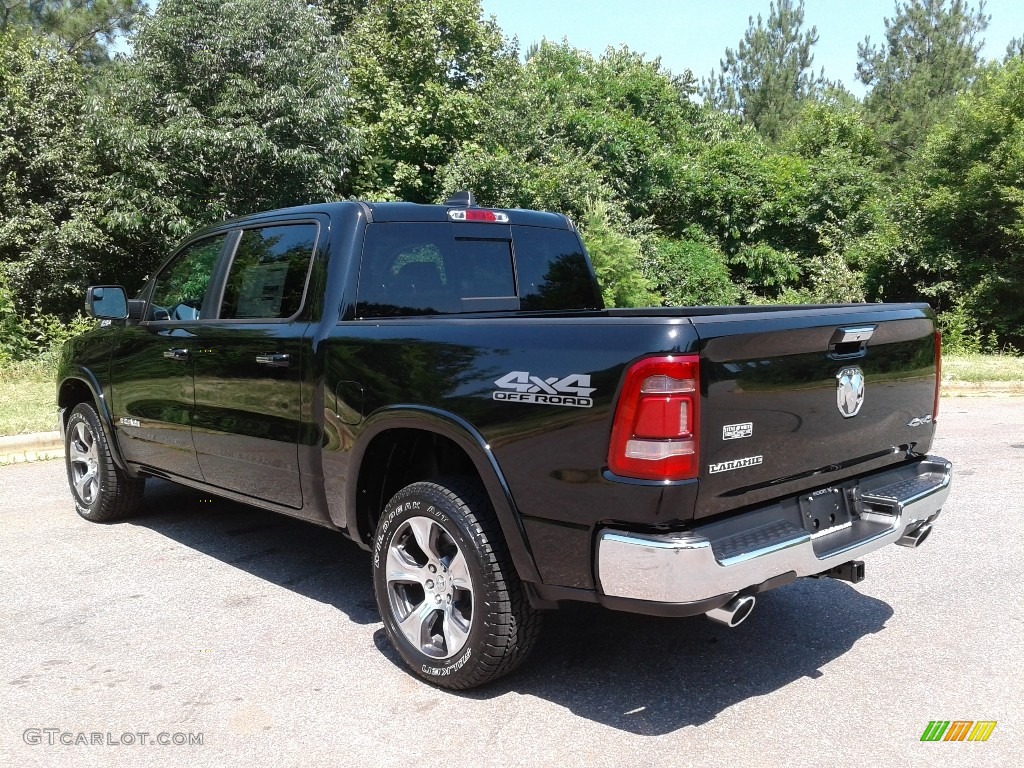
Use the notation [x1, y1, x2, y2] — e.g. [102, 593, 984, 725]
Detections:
[149, 234, 227, 321]
[220, 224, 318, 320]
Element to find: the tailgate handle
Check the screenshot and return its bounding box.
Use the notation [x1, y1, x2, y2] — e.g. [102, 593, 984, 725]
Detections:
[829, 326, 876, 359]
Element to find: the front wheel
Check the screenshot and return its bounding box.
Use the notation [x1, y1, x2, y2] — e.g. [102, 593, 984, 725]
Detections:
[372, 477, 542, 689]
[65, 402, 144, 522]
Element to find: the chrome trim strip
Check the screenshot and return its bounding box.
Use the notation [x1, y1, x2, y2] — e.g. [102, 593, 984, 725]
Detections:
[597, 456, 952, 605]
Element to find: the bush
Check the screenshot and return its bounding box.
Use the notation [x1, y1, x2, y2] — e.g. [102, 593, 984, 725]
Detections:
[579, 199, 658, 308]
[649, 237, 740, 307]
[0, 270, 92, 366]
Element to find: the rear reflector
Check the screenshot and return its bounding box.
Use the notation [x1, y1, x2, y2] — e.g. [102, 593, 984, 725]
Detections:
[448, 209, 509, 223]
[608, 355, 700, 481]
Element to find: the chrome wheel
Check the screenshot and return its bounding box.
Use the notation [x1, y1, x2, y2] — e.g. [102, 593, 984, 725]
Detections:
[69, 421, 100, 505]
[385, 515, 474, 659]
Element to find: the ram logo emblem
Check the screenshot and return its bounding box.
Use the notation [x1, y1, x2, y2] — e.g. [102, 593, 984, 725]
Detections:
[836, 366, 865, 418]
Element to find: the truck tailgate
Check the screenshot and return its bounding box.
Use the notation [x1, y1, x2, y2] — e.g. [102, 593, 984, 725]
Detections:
[691, 304, 939, 519]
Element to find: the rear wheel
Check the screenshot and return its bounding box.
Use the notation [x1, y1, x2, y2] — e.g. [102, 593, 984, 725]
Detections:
[372, 477, 542, 689]
[65, 403, 144, 522]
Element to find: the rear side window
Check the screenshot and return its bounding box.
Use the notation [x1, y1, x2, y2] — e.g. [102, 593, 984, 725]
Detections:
[220, 224, 317, 319]
[149, 234, 228, 321]
[513, 226, 601, 311]
[357, 223, 515, 317]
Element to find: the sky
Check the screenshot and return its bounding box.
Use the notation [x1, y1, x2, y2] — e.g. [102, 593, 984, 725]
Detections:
[479, 0, 1024, 96]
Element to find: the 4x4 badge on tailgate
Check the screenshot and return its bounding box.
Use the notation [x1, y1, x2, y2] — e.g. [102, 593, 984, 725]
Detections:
[836, 366, 865, 418]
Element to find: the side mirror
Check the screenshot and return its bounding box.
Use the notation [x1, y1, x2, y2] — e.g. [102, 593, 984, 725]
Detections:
[85, 285, 128, 320]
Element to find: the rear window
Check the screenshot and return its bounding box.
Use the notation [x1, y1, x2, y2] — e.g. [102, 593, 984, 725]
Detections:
[513, 227, 601, 311]
[356, 223, 599, 317]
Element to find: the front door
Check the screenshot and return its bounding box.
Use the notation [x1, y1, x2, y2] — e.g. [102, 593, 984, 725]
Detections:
[110, 233, 231, 480]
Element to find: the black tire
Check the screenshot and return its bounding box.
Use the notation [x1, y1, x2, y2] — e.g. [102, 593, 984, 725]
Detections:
[372, 477, 542, 690]
[64, 402, 144, 522]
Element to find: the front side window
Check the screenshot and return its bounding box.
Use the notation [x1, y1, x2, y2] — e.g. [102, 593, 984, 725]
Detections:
[149, 234, 227, 321]
[220, 224, 318, 319]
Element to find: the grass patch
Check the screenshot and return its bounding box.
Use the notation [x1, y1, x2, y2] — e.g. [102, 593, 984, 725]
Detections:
[943, 353, 1024, 383]
[0, 359, 58, 436]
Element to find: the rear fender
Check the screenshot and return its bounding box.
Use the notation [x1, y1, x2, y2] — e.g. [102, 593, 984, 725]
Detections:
[345, 407, 542, 585]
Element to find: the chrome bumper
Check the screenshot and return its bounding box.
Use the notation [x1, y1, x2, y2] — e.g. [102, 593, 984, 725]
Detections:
[597, 456, 952, 606]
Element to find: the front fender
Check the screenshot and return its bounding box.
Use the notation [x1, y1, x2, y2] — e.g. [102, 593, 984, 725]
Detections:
[57, 369, 133, 475]
[344, 406, 542, 585]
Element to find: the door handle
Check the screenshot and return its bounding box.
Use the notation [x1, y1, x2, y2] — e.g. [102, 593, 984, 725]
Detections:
[256, 353, 291, 368]
[163, 348, 190, 361]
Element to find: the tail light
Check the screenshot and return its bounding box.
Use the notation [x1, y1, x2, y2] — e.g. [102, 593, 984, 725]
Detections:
[608, 355, 700, 481]
[933, 330, 942, 422]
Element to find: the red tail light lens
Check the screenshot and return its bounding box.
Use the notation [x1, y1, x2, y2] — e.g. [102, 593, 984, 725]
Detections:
[608, 355, 700, 480]
[933, 330, 942, 422]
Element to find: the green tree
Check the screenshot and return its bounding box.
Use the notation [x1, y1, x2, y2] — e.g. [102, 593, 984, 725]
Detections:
[703, 0, 826, 142]
[344, 0, 514, 202]
[92, 0, 356, 287]
[648, 235, 740, 307]
[907, 57, 1024, 348]
[442, 40, 698, 223]
[857, 0, 988, 161]
[0, 34, 111, 316]
[579, 199, 657, 308]
[0, 1, 147, 64]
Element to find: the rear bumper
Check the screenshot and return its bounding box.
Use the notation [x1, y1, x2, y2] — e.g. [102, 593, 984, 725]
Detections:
[596, 455, 951, 611]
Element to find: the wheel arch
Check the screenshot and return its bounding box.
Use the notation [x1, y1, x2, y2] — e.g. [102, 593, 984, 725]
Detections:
[57, 370, 131, 474]
[345, 407, 541, 585]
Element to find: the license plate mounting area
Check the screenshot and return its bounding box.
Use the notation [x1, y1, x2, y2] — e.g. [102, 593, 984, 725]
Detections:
[798, 487, 854, 538]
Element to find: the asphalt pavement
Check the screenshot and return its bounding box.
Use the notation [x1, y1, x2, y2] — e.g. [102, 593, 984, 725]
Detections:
[1, 396, 1021, 767]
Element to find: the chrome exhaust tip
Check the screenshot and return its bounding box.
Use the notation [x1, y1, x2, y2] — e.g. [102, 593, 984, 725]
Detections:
[896, 522, 932, 549]
[706, 594, 756, 628]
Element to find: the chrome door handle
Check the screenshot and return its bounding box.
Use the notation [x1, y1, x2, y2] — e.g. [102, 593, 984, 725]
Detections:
[163, 348, 189, 361]
[256, 353, 290, 368]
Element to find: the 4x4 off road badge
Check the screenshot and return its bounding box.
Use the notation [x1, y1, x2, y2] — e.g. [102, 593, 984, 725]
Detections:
[493, 371, 595, 408]
[836, 366, 865, 418]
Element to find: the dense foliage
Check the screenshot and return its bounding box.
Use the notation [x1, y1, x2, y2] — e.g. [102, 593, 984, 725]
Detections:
[0, 0, 1020, 360]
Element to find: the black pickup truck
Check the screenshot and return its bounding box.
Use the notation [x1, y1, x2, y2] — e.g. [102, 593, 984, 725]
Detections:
[58, 193, 952, 689]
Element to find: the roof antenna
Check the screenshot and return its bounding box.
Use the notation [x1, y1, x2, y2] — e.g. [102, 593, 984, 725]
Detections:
[444, 190, 476, 207]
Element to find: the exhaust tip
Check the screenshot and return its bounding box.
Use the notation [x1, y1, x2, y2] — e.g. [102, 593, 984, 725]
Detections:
[897, 522, 933, 549]
[706, 594, 756, 628]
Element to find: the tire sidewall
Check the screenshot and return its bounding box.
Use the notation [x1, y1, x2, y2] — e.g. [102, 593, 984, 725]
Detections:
[65, 405, 106, 519]
[372, 484, 488, 683]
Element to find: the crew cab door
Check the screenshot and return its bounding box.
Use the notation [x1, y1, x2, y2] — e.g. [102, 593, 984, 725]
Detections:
[110, 233, 231, 480]
[189, 221, 320, 509]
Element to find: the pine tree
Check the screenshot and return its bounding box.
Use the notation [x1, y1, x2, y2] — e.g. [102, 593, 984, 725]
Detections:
[703, 0, 826, 142]
[857, 0, 989, 161]
[0, 1, 147, 64]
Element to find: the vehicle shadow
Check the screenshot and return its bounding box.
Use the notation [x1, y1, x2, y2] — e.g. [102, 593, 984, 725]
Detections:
[132, 479, 894, 735]
[127, 479, 380, 625]
[458, 579, 894, 734]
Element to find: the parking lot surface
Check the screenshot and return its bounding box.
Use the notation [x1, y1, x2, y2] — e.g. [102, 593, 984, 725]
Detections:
[1, 396, 1021, 767]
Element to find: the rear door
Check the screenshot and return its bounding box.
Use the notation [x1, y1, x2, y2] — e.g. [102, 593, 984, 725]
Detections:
[692, 305, 939, 519]
[189, 220, 320, 509]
